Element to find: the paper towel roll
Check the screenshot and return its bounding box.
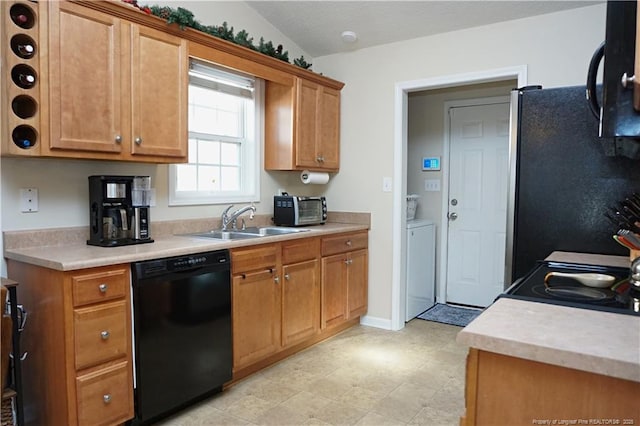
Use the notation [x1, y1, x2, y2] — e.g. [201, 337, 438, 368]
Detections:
[300, 170, 330, 185]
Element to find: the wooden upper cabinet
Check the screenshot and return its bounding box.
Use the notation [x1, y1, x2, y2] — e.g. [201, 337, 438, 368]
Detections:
[130, 25, 187, 159]
[295, 79, 340, 170]
[265, 77, 341, 172]
[45, 1, 187, 162]
[47, 1, 124, 154]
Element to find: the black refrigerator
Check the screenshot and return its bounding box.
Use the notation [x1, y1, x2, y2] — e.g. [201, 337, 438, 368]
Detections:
[508, 85, 640, 282]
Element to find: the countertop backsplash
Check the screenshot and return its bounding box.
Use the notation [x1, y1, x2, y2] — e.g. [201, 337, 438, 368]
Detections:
[3, 211, 371, 251]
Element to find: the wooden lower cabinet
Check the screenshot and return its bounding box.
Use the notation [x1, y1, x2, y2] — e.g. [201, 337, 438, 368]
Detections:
[282, 258, 320, 347]
[321, 231, 369, 329]
[320, 253, 348, 327]
[75, 361, 133, 426]
[7, 261, 134, 426]
[461, 348, 640, 426]
[231, 233, 367, 379]
[232, 267, 281, 369]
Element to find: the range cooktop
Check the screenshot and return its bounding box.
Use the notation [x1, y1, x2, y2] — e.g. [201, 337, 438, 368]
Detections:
[500, 261, 640, 316]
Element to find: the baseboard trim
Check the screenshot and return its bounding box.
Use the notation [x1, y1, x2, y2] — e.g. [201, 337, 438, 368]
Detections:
[360, 315, 392, 330]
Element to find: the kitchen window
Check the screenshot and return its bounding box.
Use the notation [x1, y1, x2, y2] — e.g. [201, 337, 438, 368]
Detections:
[169, 59, 262, 205]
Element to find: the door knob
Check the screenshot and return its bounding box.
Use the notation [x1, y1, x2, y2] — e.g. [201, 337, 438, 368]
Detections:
[448, 212, 458, 221]
[622, 72, 636, 89]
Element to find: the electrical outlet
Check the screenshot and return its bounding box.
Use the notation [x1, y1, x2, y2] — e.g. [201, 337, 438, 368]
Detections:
[20, 187, 38, 212]
[424, 179, 441, 192]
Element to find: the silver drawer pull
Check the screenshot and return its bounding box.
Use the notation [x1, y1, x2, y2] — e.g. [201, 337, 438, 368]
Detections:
[346, 240, 352, 246]
[98, 283, 108, 293]
[100, 330, 110, 340]
[135, 137, 143, 145]
[115, 135, 122, 143]
[103, 394, 112, 404]
[284, 274, 290, 280]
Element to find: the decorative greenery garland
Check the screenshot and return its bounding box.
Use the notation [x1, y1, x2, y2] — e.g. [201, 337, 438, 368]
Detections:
[122, 0, 312, 70]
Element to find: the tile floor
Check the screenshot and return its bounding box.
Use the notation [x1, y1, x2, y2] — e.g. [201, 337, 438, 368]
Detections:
[156, 319, 468, 426]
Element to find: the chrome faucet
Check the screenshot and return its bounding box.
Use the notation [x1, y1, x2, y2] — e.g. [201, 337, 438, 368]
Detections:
[221, 204, 256, 230]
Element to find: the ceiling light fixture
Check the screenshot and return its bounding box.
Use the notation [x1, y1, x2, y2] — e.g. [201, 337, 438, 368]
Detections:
[341, 30, 358, 43]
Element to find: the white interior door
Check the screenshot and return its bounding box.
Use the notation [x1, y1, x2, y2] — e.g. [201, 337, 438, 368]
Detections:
[446, 102, 510, 307]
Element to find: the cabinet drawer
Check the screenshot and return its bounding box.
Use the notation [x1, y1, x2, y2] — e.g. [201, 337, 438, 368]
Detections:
[76, 360, 133, 426]
[232, 244, 278, 274]
[72, 267, 128, 307]
[282, 237, 320, 264]
[321, 231, 368, 256]
[75, 301, 129, 370]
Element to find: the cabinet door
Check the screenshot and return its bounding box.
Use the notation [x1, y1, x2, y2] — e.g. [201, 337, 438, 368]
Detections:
[282, 259, 319, 347]
[347, 249, 368, 319]
[321, 253, 347, 329]
[130, 25, 187, 159]
[48, 1, 124, 153]
[317, 87, 340, 170]
[232, 269, 281, 370]
[295, 78, 320, 168]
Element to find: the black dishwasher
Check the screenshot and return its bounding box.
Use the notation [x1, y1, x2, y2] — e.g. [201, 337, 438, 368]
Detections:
[131, 250, 232, 425]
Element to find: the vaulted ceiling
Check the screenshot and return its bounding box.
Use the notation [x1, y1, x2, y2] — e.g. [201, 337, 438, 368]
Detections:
[245, 1, 602, 57]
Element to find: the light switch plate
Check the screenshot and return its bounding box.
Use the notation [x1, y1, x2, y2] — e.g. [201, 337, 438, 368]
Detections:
[424, 179, 440, 192]
[382, 177, 392, 192]
[20, 187, 38, 212]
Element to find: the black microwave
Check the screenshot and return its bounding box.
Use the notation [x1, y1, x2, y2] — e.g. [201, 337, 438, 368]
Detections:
[587, 1, 640, 158]
[273, 195, 327, 226]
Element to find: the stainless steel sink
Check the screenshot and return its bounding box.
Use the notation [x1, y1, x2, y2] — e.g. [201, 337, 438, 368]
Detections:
[186, 230, 262, 240]
[182, 227, 309, 240]
[240, 226, 310, 236]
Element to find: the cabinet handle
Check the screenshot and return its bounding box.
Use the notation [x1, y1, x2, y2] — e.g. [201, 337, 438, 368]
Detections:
[103, 394, 112, 404]
[346, 240, 352, 247]
[316, 155, 325, 163]
[284, 274, 290, 280]
[100, 330, 110, 340]
[274, 276, 280, 284]
[114, 135, 122, 144]
[98, 283, 108, 293]
[344, 259, 353, 265]
[135, 137, 143, 145]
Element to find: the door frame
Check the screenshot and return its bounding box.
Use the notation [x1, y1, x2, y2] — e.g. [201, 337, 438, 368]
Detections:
[441, 96, 510, 306]
[391, 66, 527, 331]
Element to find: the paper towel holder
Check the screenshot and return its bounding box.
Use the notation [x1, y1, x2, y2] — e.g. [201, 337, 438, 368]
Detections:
[300, 170, 330, 185]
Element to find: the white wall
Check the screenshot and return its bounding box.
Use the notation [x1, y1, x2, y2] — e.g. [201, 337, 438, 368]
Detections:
[313, 4, 607, 324]
[153, 1, 308, 63]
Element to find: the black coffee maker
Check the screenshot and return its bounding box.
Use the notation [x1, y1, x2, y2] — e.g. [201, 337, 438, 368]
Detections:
[87, 175, 153, 247]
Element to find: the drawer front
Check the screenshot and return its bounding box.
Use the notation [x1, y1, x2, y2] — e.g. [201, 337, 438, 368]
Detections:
[72, 267, 128, 307]
[321, 231, 368, 256]
[76, 360, 133, 426]
[231, 244, 278, 274]
[75, 301, 128, 370]
[282, 237, 320, 265]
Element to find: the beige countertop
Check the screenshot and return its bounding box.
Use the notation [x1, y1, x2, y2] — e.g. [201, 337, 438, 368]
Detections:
[456, 251, 639, 383]
[3, 221, 368, 271]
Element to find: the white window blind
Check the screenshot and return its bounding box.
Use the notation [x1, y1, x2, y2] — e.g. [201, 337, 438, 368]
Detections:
[169, 59, 262, 206]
